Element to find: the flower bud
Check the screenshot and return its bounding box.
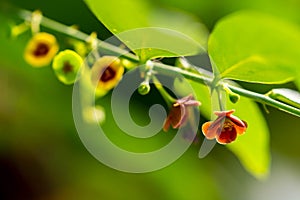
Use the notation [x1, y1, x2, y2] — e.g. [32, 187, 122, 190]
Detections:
[11, 22, 30, 38]
[229, 92, 240, 104]
[138, 81, 151, 95]
[223, 84, 240, 104]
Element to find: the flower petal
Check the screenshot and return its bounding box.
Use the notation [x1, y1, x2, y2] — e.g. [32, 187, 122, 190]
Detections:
[227, 114, 247, 128]
[171, 104, 186, 128]
[234, 120, 248, 135]
[177, 94, 193, 104]
[201, 121, 216, 140]
[214, 109, 235, 117]
[91, 56, 124, 97]
[183, 100, 201, 106]
[24, 32, 59, 67]
[163, 115, 172, 132]
[216, 126, 237, 144]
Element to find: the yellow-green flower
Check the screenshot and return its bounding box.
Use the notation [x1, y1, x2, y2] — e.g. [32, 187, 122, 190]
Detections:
[52, 50, 83, 85]
[24, 32, 59, 67]
[91, 56, 124, 97]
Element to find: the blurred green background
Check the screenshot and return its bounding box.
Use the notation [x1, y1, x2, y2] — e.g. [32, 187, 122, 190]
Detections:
[1, 0, 300, 199]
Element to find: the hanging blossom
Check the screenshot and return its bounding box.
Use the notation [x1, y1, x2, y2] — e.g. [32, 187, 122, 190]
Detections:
[202, 109, 247, 144]
[24, 32, 59, 67]
[91, 56, 125, 97]
[52, 50, 83, 85]
[163, 94, 201, 132]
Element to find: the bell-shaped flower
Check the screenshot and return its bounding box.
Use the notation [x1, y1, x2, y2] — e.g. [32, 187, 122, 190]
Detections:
[163, 95, 200, 132]
[202, 110, 247, 144]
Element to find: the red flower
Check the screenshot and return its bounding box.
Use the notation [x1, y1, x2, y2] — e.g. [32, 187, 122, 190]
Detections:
[163, 95, 201, 132]
[202, 110, 247, 144]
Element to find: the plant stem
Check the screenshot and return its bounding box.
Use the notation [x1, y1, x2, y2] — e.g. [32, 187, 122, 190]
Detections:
[18, 9, 300, 117]
[152, 76, 176, 107]
[19, 9, 139, 62]
[153, 64, 300, 117]
[228, 85, 300, 117]
[217, 89, 225, 111]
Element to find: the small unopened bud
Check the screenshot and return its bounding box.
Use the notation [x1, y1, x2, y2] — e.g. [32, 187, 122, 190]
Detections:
[229, 92, 240, 104]
[138, 81, 151, 95]
[222, 84, 240, 104]
[11, 22, 30, 38]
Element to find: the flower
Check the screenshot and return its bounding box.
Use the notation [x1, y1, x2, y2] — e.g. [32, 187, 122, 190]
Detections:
[24, 32, 59, 67]
[202, 109, 247, 144]
[52, 50, 83, 85]
[91, 56, 124, 97]
[163, 94, 201, 132]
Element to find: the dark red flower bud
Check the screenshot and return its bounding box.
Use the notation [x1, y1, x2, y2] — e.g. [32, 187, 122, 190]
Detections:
[163, 94, 201, 132]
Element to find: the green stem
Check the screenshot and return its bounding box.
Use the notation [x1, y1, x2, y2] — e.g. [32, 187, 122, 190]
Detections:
[152, 76, 176, 107]
[17, 9, 300, 118]
[153, 64, 300, 117]
[228, 85, 300, 117]
[217, 88, 225, 111]
[19, 9, 139, 62]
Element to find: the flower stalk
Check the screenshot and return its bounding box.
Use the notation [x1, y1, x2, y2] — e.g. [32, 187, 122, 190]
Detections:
[152, 76, 176, 107]
[17, 9, 300, 118]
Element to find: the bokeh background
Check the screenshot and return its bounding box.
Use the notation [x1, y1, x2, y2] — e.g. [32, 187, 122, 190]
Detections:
[1, 0, 300, 199]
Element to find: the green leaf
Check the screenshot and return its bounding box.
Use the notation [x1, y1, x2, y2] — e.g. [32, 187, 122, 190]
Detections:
[267, 88, 300, 109]
[226, 91, 270, 179]
[296, 74, 300, 91]
[85, 0, 208, 60]
[209, 11, 300, 84]
[188, 80, 270, 179]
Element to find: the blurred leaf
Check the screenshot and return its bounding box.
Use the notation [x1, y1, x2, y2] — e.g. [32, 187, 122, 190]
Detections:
[0, 14, 220, 199]
[155, 0, 300, 29]
[295, 73, 300, 91]
[150, 8, 208, 52]
[208, 11, 300, 84]
[151, 152, 221, 200]
[186, 80, 270, 179]
[267, 88, 300, 109]
[226, 87, 270, 179]
[85, 0, 208, 60]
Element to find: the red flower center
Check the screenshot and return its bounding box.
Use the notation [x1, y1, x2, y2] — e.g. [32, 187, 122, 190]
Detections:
[63, 62, 73, 73]
[218, 120, 237, 144]
[100, 66, 116, 82]
[33, 42, 50, 57]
